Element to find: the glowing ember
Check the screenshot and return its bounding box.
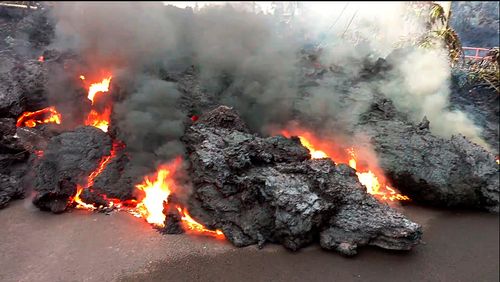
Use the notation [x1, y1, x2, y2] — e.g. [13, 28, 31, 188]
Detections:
[280, 129, 409, 202]
[79, 75, 85, 80]
[85, 107, 111, 132]
[191, 115, 199, 122]
[34, 150, 44, 158]
[16, 106, 62, 128]
[176, 206, 225, 239]
[135, 158, 182, 227]
[37, 56, 44, 62]
[87, 76, 112, 104]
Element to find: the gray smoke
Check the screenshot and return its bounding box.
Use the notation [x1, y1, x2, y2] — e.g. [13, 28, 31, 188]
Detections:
[47, 1, 491, 177]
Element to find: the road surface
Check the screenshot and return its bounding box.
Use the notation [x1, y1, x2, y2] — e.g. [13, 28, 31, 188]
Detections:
[0, 200, 498, 282]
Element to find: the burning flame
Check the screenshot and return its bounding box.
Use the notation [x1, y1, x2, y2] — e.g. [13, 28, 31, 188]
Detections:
[16, 106, 62, 128]
[176, 206, 225, 239]
[280, 129, 409, 202]
[85, 107, 111, 132]
[297, 136, 328, 159]
[80, 75, 113, 132]
[135, 168, 173, 227]
[133, 158, 224, 238]
[87, 76, 112, 104]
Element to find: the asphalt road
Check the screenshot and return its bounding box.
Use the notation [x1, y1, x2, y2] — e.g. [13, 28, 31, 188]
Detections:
[0, 200, 498, 282]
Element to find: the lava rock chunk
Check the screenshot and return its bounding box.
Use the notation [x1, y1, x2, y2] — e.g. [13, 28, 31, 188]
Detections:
[182, 106, 422, 256]
[357, 96, 499, 213]
[33, 126, 112, 213]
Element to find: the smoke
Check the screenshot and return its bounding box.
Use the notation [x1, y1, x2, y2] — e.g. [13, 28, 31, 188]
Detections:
[46, 1, 491, 178]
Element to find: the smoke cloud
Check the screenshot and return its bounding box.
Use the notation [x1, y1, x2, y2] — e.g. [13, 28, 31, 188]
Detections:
[46, 1, 491, 178]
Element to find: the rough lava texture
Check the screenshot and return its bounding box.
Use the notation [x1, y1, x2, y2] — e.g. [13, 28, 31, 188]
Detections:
[0, 118, 29, 208]
[33, 126, 112, 213]
[182, 106, 422, 256]
[356, 94, 499, 213]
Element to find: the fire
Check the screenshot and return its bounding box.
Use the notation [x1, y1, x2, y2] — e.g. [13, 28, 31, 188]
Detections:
[134, 159, 181, 227]
[133, 158, 224, 238]
[280, 129, 409, 202]
[87, 76, 112, 104]
[176, 206, 225, 239]
[16, 106, 62, 128]
[297, 136, 328, 159]
[37, 56, 44, 62]
[347, 149, 409, 201]
[80, 75, 113, 132]
[85, 107, 111, 132]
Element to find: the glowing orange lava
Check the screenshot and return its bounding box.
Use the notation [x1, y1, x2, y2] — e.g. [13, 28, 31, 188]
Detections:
[135, 159, 181, 227]
[85, 107, 111, 132]
[70, 141, 123, 210]
[80, 75, 113, 132]
[280, 129, 410, 202]
[16, 106, 62, 128]
[176, 206, 225, 239]
[297, 136, 328, 159]
[86, 76, 112, 104]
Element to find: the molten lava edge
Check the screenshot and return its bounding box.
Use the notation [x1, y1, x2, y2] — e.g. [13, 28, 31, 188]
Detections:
[16, 106, 62, 128]
[70, 153, 224, 239]
[280, 129, 410, 202]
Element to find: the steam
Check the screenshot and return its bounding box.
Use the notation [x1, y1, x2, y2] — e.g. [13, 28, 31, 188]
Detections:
[46, 0, 491, 177]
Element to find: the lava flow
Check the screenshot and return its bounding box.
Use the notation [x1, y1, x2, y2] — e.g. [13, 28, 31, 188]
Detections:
[70, 141, 123, 210]
[81, 75, 113, 132]
[176, 206, 225, 239]
[280, 129, 410, 202]
[16, 106, 62, 128]
[134, 158, 224, 238]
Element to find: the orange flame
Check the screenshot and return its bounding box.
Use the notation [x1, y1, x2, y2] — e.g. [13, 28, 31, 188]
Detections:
[176, 206, 225, 239]
[87, 76, 112, 104]
[297, 136, 328, 159]
[81, 75, 113, 132]
[134, 158, 182, 227]
[348, 148, 409, 201]
[85, 107, 111, 132]
[280, 129, 409, 202]
[16, 106, 62, 128]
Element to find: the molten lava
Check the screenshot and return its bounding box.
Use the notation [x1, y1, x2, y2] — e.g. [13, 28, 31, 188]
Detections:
[70, 141, 123, 210]
[135, 159, 181, 227]
[81, 75, 113, 132]
[86, 76, 112, 104]
[297, 136, 328, 159]
[85, 107, 111, 132]
[280, 129, 409, 202]
[133, 158, 224, 238]
[16, 106, 62, 128]
[176, 206, 225, 239]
